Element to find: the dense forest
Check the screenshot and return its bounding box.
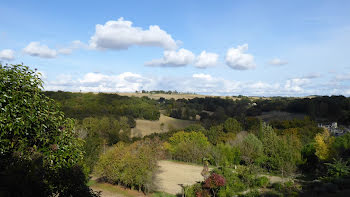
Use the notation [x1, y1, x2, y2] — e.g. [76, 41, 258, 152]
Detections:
[2, 64, 350, 196]
[43, 91, 160, 120]
[162, 96, 350, 125]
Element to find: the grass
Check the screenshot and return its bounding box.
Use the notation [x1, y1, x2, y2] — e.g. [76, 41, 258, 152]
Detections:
[88, 179, 176, 197]
[131, 114, 197, 137]
[151, 192, 176, 197]
[88, 179, 137, 197]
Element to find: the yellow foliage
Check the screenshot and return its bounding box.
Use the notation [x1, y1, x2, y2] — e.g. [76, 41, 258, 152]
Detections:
[314, 129, 335, 160]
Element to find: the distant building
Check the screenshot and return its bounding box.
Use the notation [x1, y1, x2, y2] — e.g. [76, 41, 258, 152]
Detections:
[318, 122, 348, 136]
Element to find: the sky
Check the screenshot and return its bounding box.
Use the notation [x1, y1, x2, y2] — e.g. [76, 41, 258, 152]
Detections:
[1, 0, 350, 96]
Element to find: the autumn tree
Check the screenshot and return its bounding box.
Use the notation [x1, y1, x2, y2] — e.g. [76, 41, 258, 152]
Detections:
[314, 129, 335, 161]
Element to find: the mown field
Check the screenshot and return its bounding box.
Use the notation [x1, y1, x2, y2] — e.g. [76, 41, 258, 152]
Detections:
[131, 114, 197, 137]
[117, 92, 268, 101]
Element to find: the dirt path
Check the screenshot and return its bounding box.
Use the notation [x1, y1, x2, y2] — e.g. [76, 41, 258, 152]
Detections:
[154, 160, 287, 195]
[92, 160, 287, 196]
[155, 160, 205, 195]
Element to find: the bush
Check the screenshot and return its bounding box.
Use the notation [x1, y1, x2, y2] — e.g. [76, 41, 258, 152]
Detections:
[164, 131, 211, 163]
[325, 158, 350, 179]
[255, 176, 269, 188]
[94, 139, 162, 193]
[272, 181, 300, 196]
[261, 190, 283, 197]
[238, 189, 259, 197]
[213, 167, 248, 194]
[184, 183, 202, 197]
[238, 133, 264, 165]
[210, 143, 241, 167]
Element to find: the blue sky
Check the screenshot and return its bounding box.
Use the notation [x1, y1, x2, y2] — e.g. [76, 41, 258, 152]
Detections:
[1, 0, 350, 96]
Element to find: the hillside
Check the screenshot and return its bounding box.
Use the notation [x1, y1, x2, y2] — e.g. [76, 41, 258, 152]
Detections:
[131, 114, 197, 137]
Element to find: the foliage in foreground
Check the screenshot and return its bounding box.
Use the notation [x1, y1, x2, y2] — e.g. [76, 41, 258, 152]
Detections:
[0, 64, 98, 196]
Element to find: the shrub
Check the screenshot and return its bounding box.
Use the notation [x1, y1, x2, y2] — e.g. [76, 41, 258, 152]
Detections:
[164, 131, 211, 163]
[261, 190, 283, 197]
[212, 167, 248, 194]
[210, 143, 241, 167]
[325, 158, 350, 179]
[238, 133, 264, 165]
[255, 176, 269, 188]
[94, 139, 161, 193]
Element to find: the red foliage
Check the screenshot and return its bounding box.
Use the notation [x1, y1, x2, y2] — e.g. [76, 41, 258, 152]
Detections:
[204, 173, 226, 189]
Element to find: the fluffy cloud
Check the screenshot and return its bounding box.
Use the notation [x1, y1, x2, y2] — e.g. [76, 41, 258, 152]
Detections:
[145, 48, 195, 67]
[225, 44, 256, 70]
[269, 58, 288, 66]
[194, 51, 219, 68]
[23, 41, 85, 58]
[58, 40, 88, 55]
[89, 17, 178, 50]
[46, 72, 153, 92]
[0, 49, 15, 61]
[284, 78, 310, 93]
[23, 42, 57, 58]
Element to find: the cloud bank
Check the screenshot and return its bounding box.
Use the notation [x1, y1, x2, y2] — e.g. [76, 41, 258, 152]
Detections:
[44, 71, 331, 96]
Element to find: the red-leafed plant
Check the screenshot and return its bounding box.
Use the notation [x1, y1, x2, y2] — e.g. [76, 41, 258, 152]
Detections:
[203, 173, 226, 196]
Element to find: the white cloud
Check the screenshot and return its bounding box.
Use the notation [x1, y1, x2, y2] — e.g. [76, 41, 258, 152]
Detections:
[0, 49, 15, 61]
[23, 42, 57, 58]
[46, 72, 153, 92]
[192, 73, 213, 80]
[89, 17, 178, 50]
[23, 40, 85, 58]
[225, 44, 256, 70]
[269, 58, 288, 66]
[58, 40, 88, 55]
[44, 71, 340, 96]
[145, 48, 195, 67]
[284, 78, 310, 93]
[194, 51, 219, 68]
[335, 73, 350, 81]
[57, 48, 73, 55]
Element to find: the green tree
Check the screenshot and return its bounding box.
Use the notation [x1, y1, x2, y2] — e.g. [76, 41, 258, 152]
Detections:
[95, 139, 161, 193]
[260, 123, 301, 176]
[164, 131, 211, 163]
[0, 64, 97, 196]
[224, 118, 242, 133]
[238, 133, 264, 165]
